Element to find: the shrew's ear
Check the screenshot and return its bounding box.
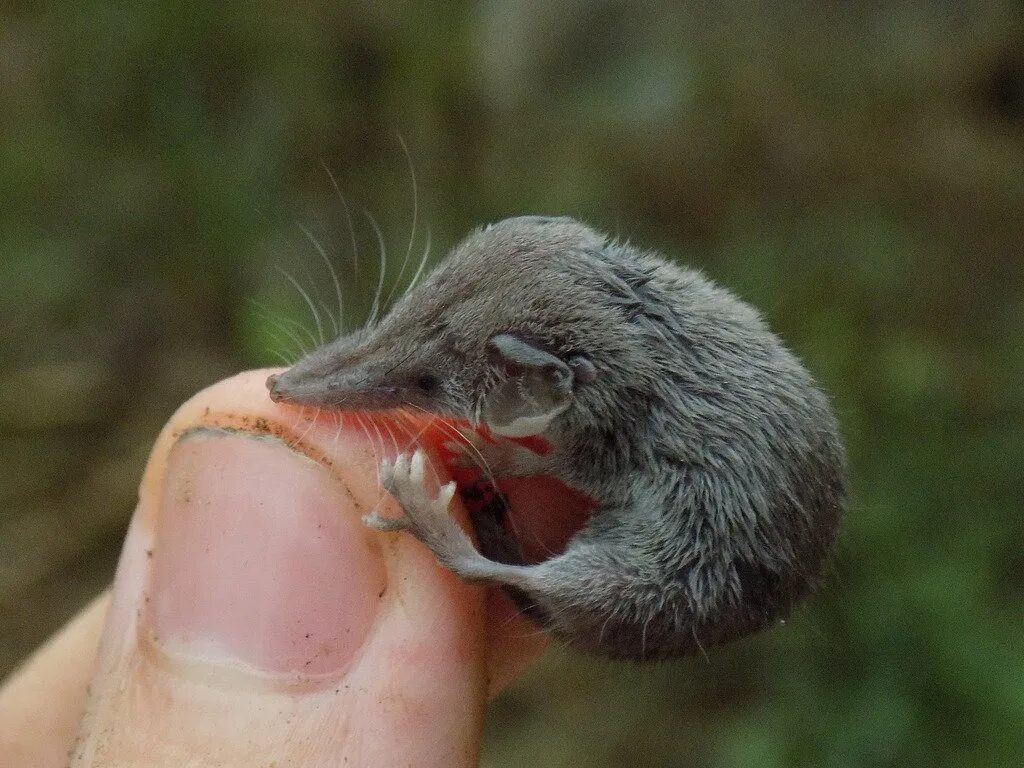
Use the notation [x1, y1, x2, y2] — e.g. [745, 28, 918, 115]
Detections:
[482, 334, 592, 437]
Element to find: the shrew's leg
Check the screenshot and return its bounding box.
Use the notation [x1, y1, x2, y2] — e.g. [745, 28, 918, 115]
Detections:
[458, 477, 552, 625]
[365, 454, 703, 660]
[363, 450, 539, 590]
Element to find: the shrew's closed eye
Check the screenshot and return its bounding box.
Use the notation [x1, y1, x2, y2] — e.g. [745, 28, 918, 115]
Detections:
[415, 374, 439, 393]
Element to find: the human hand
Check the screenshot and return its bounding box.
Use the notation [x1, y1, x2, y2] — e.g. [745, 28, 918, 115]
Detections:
[0, 370, 589, 767]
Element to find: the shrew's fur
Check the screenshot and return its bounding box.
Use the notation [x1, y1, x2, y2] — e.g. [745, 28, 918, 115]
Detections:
[270, 216, 846, 660]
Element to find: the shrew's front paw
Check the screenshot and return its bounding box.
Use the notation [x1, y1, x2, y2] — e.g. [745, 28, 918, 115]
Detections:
[364, 449, 480, 570]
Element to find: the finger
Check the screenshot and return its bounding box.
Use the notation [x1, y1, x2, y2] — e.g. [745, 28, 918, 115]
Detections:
[0, 592, 109, 768]
[68, 370, 534, 767]
[3, 368, 591, 764]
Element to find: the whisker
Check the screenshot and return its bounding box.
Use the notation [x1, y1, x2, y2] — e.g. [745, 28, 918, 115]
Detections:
[295, 407, 322, 446]
[276, 265, 326, 346]
[269, 348, 293, 366]
[296, 257, 338, 342]
[263, 304, 320, 352]
[406, 228, 431, 295]
[353, 413, 391, 520]
[397, 406, 439, 450]
[258, 326, 301, 364]
[279, 318, 318, 353]
[247, 298, 311, 357]
[318, 294, 339, 340]
[393, 409, 428, 453]
[284, 405, 309, 448]
[330, 410, 344, 462]
[321, 161, 360, 291]
[266, 329, 301, 362]
[362, 209, 388, 329]
[296, 259, 337, 341]
[380, 418, 401, 458]
[403, 403, 499, 488]
[383, 133, 419, 310]
[353, 413, 377, 464]
[297, 221, 344, 338]
[364, 413, 390, 467]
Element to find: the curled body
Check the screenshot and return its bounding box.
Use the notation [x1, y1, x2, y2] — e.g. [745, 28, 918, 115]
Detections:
[268, 216, 846, 661]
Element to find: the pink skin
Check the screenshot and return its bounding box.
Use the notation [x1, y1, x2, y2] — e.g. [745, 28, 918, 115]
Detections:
[0, 370, 590, 767]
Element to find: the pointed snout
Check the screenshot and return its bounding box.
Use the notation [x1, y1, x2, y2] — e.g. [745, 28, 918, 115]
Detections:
[266, 370, 336, 405]
[266, 373, 285, 402]
[265, 363, 403, 411]
[266, 371, 311, 404]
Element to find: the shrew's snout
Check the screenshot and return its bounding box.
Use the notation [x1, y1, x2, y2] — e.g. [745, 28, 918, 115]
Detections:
[266, 370, 338, 404]
[266, 373, 285, 402]
[265, 365, 403, 411]
[266, 370, 315, 403]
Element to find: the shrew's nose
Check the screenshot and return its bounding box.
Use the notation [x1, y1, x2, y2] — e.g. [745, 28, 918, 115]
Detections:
[266, 373, 284, 402]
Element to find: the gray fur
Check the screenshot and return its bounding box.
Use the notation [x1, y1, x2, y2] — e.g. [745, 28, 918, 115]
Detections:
[268, 216, 847, 661]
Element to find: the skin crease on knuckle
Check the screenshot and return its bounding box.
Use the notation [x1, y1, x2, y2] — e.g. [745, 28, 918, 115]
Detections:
[268, 215, 847, 662]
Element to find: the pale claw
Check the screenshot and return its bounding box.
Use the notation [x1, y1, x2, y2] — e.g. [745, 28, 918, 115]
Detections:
[368, 449, 457, 538]
[410, 447, 426, 488]
[366, 449, 478, 572]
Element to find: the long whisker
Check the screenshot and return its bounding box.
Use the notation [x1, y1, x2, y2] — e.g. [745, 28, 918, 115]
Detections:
[392, 408, 421, 445]
[277, 314, 319, 352]
[395, 407, 438, 452]
[297, 258, 338, 341]
[406, 228, 431, 295]
[364, 413, 390, 465]
[383, 133, 419, 310]
[297, 260, 337, 340]
[380, 418, 401, 458]
[351, 413, 386, 520]
[248, 316, 302, 363]
[363, 210, 388, 329]
[321, 161, 360, 292]
[284, 405, 309, 447]
[246, 298, 311, 356]
[268, 348, 293, 366]
[353, 413, 377, 465]
[402, 403, 500, 489]
[297, 221, 344, 338]
[329, 410, 344, 462]
[295, 407, 322, 447]
[276, 265, 325, 346]
[317, 294, 339, 340]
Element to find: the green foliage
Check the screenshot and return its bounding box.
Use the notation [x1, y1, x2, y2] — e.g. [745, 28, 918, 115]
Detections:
[2, 1, 1022, 765]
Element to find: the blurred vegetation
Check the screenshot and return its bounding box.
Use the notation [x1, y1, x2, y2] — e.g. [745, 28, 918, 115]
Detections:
[2, 1, 1023, 766]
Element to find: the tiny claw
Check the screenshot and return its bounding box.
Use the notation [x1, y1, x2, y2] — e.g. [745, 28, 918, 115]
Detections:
[394, 452, 410, 476]
[410, 448, 426, 485]
[438, 480, 457, 508]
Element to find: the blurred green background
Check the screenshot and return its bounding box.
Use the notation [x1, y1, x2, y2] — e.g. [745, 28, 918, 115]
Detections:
[2, 1, 1022, 766]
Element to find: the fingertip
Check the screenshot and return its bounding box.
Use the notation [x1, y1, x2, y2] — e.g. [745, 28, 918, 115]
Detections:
[74, 371, 497, 766]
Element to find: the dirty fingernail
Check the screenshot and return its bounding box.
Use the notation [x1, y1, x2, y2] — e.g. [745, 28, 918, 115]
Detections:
[144, 429, 384, 679]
